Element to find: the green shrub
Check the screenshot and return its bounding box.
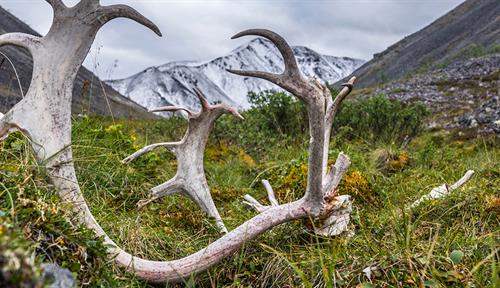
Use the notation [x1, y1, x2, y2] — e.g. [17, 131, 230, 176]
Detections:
[247, 90, 307, 136]
[214, 91, 427, 156]
[335, 95, 427, 144]
[213, 90, 308, 158]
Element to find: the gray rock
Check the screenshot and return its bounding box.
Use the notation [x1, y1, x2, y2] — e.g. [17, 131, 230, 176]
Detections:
[42, 263, 76, 288]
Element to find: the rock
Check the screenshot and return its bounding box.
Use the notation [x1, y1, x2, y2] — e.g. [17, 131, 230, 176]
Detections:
[42, 263, 76, 288]
[470, 118, 478, 128]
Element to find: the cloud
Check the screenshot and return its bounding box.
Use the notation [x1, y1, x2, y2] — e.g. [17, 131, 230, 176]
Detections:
[0, 0, 463, 79]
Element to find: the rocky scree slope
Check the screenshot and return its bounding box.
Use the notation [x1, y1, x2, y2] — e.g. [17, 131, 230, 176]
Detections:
[343, 0, 500, 88]
[107, 38, 364, 113]
[359, 54, 499, 135]
[0, 6, 153, 118]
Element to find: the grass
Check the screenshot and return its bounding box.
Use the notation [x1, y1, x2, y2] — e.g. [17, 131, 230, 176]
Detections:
[0, 113, 499, 287]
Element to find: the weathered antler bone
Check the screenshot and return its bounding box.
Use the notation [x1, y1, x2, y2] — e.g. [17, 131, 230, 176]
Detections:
[244, 153, 353, 236]
[2, 14, 355, 282]
[123, 88, 243, 233]
[411, 170, 475, 208]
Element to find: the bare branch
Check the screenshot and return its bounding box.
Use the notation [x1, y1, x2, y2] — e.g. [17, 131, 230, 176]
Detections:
[96, 5, 162, 36]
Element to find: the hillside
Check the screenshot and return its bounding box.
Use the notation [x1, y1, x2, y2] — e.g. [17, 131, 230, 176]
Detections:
[354, 53, 499, 134]
[345, 0, 499, 88]
[0, 6, 153, 118]
[107, 38, 364, 111]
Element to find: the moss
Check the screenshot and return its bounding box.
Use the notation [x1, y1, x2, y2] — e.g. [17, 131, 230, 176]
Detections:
[338, 170, 375, 203]
[373, 148, 412, 174]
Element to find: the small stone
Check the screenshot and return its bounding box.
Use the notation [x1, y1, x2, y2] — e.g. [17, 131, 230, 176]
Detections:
[42, 263, 76, 288]
[470, 119, 478, 128]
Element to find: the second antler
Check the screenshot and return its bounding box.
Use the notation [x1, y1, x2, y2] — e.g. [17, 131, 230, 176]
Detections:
[123, 88, 243, 233]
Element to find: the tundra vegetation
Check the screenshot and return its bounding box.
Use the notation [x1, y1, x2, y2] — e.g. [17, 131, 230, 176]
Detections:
[0, 0, 498, 287]
[1, 92, 498, 287]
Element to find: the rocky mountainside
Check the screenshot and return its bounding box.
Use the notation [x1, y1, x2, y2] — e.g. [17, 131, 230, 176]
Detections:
[107, 38, 364, 112]
[344, 0, 499, 88]
[359, 54, 499, 134]
[0, 6, 153, 118]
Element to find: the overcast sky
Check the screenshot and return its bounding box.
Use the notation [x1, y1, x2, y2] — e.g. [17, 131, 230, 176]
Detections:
[0, 0, 464, 80]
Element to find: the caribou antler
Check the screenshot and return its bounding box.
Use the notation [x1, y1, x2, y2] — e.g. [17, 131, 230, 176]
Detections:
[2, 7, 356, 281]
[228, 29, 355, 214]
[123, 88, 243, 233]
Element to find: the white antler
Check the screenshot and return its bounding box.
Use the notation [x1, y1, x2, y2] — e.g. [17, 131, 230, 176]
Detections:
[1, 9, 356, 282]
[123, 88, 243, 233]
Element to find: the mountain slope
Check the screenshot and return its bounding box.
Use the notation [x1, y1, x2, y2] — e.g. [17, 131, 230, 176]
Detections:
[344, 0, 500, 87]
[107, 38, 364, 111]
[0, 6, 153, 118]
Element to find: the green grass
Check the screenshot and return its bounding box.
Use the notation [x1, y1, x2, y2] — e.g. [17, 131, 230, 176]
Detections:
[0, 114, 498, 287]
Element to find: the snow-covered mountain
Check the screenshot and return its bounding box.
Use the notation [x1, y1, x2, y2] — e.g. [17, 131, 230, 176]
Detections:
[107, 38, 365, 112]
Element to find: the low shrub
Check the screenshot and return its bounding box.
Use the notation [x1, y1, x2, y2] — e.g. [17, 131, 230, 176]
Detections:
[335, 95, 428, 144]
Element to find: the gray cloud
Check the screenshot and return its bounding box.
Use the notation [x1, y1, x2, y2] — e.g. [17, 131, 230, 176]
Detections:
[0, 0, 463, 79]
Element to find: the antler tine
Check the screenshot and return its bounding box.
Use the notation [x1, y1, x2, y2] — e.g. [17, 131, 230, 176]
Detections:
[227, 29, 307, 97]
[231, 29, 300, 77]
[45, 0, 66, 12]
[227, 107, 245, 120]
[334, 77, 356, 105]
[96, 4, 162, 36]
[193, 87, 211, 111]
[326, 76, 356, 125]
[149, 106, 194, 116]
[193, 88, 245, 119]
[0, 33, 42, 55]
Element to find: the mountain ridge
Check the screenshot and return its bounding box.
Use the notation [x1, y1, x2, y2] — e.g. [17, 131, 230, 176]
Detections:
[107, 37, 364, 112]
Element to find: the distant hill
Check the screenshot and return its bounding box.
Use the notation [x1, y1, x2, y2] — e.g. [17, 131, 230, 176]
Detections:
[0, 6, 153, 118]
[107, 38, 364, 112]
[344, 0, 500, 88]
